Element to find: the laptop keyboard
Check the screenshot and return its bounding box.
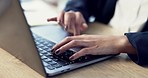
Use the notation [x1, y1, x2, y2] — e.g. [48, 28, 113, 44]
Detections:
[33, 34, 110, 70]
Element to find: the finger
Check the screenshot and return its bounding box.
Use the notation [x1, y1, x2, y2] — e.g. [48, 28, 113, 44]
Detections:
[64, 12, 71, 27]
[55, 40, 95, 54]
[57, 11, 65, 26]
[47, 17, 57, 22]
[75, 20, 80, 36]
[64, 12, 75, 32]
[65, 17, 73, 33]
[75, 27, 80, 35]
[54, 40, 80, 54]
[71, 19, 77, 36]
[75, 12, 83, 35]
[75, 25, 80, 35]
[55, 40, 83, 54]
[51, 36, 73, 52]
[69, 48, 91, 60]
[75, 12, 88, 32]
[52, 35, 92, 52]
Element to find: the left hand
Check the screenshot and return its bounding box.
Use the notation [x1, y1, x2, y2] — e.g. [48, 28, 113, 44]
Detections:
[51, 35, 136, 60]
[47, 11, 88, 35]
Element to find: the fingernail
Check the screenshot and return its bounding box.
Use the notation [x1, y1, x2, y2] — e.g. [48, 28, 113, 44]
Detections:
[55, 49, 60, 55]
[69, 56, 75, 60]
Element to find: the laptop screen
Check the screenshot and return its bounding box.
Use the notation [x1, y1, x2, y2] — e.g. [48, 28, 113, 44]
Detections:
[0, 0, 46, 77]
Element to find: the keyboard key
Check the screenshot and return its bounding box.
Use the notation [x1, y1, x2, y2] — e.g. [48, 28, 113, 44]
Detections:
[46, 48, 52, 52]
[44, 52, 52, 56]
[55, 59, 70, 66]
[47, 44, 54, 47]
[44, 58, 52, 62]
[48, 56, 54, 59]
[46, 65, 55, 70]
[42, 61, 49, 66]
[36, 42, 40, 45]
[42, 46, 48, 49]
[38, 48, 43, 51]
[52, 64, 62, 68]
[40, 50, 47, 54]
[49, 61, 57, 65]
[41, 56, 48, 59]
[42, 41, 49, 45]
[52, 58, 59, 61]
[39, 53, 43, 56]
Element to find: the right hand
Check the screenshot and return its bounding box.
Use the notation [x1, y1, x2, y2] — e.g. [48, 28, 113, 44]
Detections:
[51, 35, 136, 60]
[47, 11, 88, 35]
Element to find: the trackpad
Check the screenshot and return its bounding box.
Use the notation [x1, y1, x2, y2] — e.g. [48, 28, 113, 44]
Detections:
[30, 25, 69, 43]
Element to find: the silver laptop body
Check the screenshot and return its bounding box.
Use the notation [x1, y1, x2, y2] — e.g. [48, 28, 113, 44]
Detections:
[0, 0, 115, 77]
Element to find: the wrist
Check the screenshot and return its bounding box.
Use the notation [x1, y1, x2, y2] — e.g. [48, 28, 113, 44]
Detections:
[117, 36, 136, 54]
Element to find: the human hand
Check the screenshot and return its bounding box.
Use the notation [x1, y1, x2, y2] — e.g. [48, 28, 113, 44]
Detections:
[47, 11, 88, 35]
[51, 35, 136, 60]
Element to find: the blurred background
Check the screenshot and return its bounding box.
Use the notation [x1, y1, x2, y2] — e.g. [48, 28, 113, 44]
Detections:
[20, 0, 67, 26]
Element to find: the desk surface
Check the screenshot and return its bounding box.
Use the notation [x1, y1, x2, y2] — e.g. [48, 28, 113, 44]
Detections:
[0, 23, 148, 78]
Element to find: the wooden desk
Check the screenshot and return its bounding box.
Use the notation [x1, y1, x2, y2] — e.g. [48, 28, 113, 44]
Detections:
[0, 23, 148, 78]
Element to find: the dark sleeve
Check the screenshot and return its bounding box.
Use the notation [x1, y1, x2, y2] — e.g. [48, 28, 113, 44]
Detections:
[64, 0, 90, 22]
[125, 32, 148, 66]
[64, 0, 117, 24]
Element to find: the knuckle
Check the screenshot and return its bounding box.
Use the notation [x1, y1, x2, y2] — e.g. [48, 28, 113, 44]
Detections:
[66, 12, 71, 15]
[66, 11, 76, 18]
[71, 40, 78, 45]
[75, 12, 83, 18]
[65, 36, 72, 41]
[66, 11, 74, 15]
[81, 48, 90, 54]
[75, 12, 81, 15]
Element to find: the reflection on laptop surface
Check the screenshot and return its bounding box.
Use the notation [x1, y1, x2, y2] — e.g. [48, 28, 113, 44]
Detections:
[0, 0, 116, 77]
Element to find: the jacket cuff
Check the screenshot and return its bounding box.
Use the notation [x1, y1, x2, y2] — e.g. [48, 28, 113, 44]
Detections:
[125, 32, 148, 66]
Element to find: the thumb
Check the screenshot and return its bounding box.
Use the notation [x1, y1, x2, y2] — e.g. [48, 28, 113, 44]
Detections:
[47, 17, 57, 22]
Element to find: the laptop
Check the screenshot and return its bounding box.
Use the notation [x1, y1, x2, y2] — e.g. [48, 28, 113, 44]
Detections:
[0, 0, 116, 77]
